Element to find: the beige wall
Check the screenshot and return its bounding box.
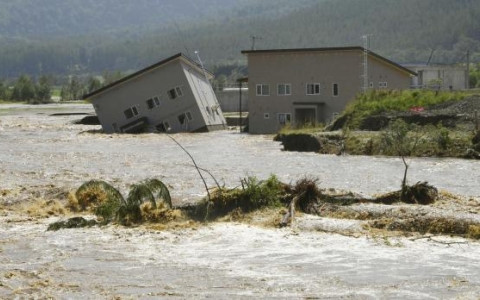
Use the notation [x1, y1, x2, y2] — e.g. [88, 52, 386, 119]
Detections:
[246, 50, 413, 134]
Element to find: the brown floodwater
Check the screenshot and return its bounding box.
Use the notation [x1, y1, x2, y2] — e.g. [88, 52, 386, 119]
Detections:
[0, 104, 479, 298]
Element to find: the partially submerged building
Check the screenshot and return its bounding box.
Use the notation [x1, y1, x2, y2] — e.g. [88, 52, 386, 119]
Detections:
[241, 47, 416, 134]
[83, 53, 227, 133]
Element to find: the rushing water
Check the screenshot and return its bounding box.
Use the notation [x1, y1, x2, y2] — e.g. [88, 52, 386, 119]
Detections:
[0, 104, 479, 203]
[1, 104, 479, 298]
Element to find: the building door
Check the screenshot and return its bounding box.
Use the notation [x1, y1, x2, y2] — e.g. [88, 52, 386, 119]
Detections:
[295, 108, 316, 127]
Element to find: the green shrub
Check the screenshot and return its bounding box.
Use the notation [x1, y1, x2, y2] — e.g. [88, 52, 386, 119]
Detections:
[75, 180, 125, 221]
[191, 175, 286, 221]
[342, 90, 467, 129]
[72, 178, 171, 225]
[435, 124, 451, 150]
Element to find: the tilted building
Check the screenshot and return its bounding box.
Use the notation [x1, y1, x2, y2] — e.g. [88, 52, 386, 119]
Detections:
[83, 53, 227, 133]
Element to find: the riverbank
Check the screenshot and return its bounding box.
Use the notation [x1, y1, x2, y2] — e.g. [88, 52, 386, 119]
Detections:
[275, 129, 478, 158]
[276, 93, 480, 158]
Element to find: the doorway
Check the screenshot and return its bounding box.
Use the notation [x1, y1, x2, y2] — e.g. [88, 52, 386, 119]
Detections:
[295, 108, 317, 127]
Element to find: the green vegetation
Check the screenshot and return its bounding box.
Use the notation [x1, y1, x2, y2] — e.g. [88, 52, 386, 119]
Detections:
[0, 75, 53, 104]
[277, 123, 325, 135]
[0, 0, 478, 78]
[380, 119, 421, 199]
[68, 178, 172, 225]
[46, 175, 480, 239]
[469, 63, 480, 88]
[342, 90, 467, 129]
[190, 175, 286, 221]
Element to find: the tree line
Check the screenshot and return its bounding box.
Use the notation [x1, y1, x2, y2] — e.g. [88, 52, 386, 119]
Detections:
[0, 71, 125, 103]
[0, 0, 478, 80]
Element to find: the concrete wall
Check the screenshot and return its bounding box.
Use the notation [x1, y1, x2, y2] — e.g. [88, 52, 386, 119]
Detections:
[409, 65, 467, 90]
[215, 88, 249, 112]
[91, 58, 226, 133]
[246, 49, 413, 134]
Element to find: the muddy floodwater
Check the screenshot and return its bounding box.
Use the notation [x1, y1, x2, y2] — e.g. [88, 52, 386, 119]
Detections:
[1, 104, 480, 298]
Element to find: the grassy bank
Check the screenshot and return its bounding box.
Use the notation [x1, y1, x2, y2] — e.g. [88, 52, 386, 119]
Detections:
[340, 89, 468, 129]
[275, 90, 480, 158]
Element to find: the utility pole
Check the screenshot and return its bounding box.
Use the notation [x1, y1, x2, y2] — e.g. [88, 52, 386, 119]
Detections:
[362, 34, 372, 92]
[426, 48, 435, 66]
[466, 50, 470, 90]
[250, 35, 263, 51]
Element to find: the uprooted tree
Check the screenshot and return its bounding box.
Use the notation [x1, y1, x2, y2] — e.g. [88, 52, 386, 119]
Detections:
[380, 119, 437, 204]
[61, 178, 172, 226]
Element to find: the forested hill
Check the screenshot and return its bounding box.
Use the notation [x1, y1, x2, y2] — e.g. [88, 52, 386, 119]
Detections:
[0, 0, 479, 78]
[0, 0, 240, 37]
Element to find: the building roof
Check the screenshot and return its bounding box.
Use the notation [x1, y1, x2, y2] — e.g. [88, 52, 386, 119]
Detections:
[241, 46, 417, 76]
[83, 53, 213, 100]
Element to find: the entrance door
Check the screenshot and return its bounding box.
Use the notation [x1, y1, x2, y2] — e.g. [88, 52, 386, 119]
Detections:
[295, 108, 316, 127]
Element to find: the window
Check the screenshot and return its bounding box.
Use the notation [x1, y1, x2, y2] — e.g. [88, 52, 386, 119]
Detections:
[124, 106, 139, 119]
[178, 113, 186, 125]
[147, 96, 161, 109]
[168, 86, 184, 99]
[156, 123, 165, 132]
[332, 83, 339, 96]
[178, 111, 193, 125]
[132, 106, 138, 115]
[146, 98, 155, 109]
[164, 121, 171, 131]
[369, 82, 374, 88]
[264, 113, 270, 119]
[277, 84, 291, 96]
[175, 87, 183, 97]
[306, 83, 320, 95]
[256, 84, 270, 96]
[278, 113, 291, 125]
[379, 82, 388, 88]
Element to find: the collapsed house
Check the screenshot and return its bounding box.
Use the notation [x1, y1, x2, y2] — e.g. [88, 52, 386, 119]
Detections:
[83, 53, 227, 133]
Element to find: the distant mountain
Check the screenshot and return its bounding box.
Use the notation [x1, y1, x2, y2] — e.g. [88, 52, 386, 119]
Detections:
[0, 0, 478, 78]
[0, 0, 241, 37]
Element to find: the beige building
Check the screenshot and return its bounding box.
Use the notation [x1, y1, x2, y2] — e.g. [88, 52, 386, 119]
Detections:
[241, 47, 416, 134]
[83, 53, 226, 133]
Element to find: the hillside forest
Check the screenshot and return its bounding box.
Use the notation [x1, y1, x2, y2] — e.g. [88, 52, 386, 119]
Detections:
[0, 0, 479, 101]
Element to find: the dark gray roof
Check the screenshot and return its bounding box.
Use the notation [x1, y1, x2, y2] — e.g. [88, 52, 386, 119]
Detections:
[83, 53, 212, 99]
[241, 46, 416, 76]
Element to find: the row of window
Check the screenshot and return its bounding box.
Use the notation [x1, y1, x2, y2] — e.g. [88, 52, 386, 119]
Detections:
[124, 86, 185, 120]
[256, 83, 339, 97]
[369, 81, 388, 88]
[167, 86, 184, 99]
[263, 112, 292, 125]
[156, 111, 194, 132]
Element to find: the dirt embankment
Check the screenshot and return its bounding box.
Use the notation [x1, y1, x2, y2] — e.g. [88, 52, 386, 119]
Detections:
[277, 96, 480, 157]
[332, 95, 480, 131]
